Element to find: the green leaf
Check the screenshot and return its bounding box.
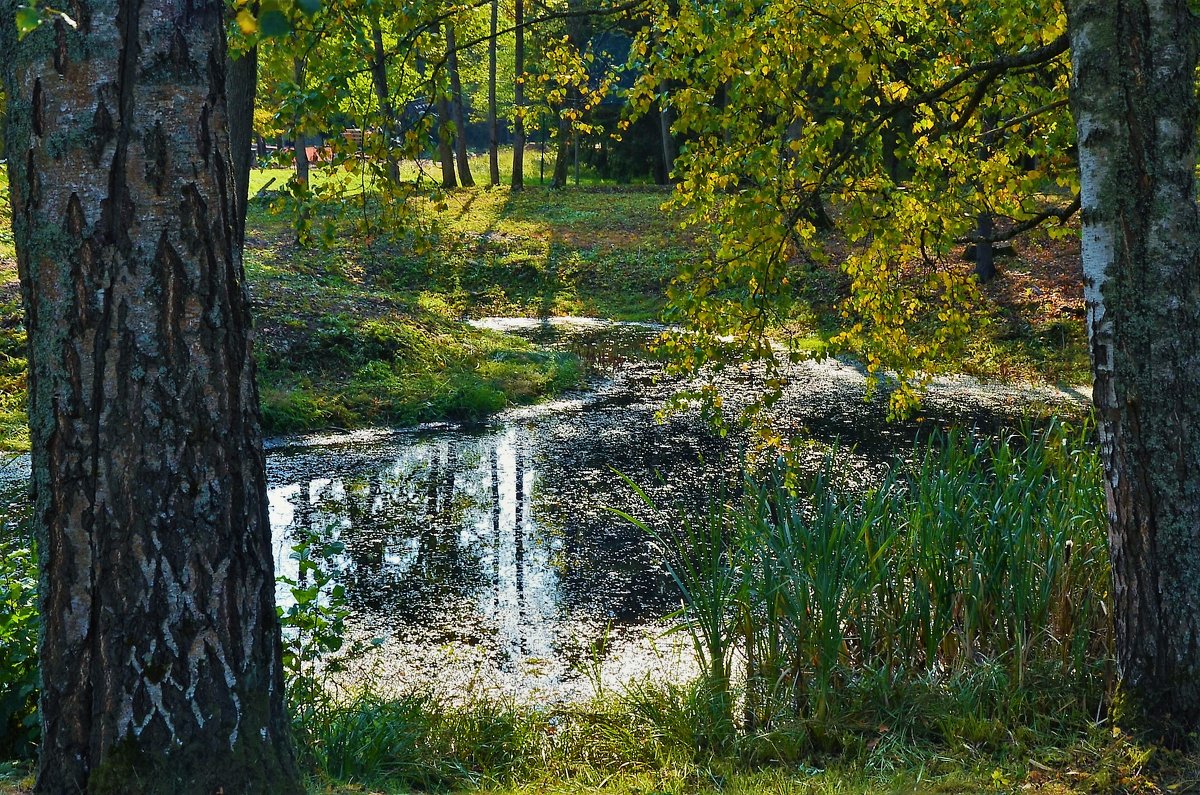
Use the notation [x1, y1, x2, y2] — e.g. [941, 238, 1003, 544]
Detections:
[258, 8, 291, 37]
[297, 0, 322, 15]
[16, 5, 43, 39]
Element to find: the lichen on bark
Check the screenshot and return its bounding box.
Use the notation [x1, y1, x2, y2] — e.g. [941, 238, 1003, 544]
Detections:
[1069, 0, 1200, 742]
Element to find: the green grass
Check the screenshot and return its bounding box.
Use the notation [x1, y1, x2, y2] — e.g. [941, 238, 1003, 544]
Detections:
[279, 682, 1191, 795]
[254, 306, 580, 433]
[245, 161, 681, 323]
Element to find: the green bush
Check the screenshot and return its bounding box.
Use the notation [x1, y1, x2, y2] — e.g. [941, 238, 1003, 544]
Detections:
[0, 539, 38, 759]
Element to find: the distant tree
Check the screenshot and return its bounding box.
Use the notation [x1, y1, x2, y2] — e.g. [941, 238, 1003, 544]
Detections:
[2, 0, 302, 790]
[446, 23, 475, 187]
[512, 0, 526, 190]
[488, 0, 501, 185]
[369, 13, 402, 184]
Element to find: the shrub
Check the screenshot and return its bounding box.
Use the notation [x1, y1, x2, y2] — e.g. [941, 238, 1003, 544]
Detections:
[0, 539, 38, 759]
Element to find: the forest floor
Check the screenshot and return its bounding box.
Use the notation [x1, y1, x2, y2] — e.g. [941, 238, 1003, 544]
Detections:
[0, 157, 1090, 451]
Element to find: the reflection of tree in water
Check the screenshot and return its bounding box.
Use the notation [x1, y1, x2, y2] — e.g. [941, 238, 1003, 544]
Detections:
[291, 439, 489, 623]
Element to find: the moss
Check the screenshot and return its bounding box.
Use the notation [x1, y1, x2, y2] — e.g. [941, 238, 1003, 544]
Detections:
[87, 735, 150, 795]
[87, 727, 301, 795]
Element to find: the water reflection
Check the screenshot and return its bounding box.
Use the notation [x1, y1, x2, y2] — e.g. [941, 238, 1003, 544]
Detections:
[266, 414, 697, 699]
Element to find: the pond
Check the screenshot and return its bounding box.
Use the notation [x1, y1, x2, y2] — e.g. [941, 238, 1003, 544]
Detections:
[262, 318, 1088, 701]
[0, 318, 1088, 703]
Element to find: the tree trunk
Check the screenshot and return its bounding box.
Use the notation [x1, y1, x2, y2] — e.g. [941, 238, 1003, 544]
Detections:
[973, 212, 996, 283]
[292, 57, 310, 186]
[1, 0, 302, 791]
[437, 93, 458, 188]
[1070, 0, 1200, 742]
[369, 18, 401, 184]
[446, 24, 475, 187]
[511, 0, 525, 191]
[227, 48, 258, 248]
[488, 0, 500, 186]
[658, 84, 676, 183]
[552, 113, 571, 188]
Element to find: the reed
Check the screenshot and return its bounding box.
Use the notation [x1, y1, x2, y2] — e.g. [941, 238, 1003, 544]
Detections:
[635, 420, 1113, 741]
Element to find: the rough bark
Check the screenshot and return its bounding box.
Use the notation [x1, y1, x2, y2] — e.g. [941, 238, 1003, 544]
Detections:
[511, 0, 525, 191]
[488, 0, 500, 186]
[369, 18, 401, 184]
[446, 24, 475, 187]
[1069, 0, 1200, 741]
[1, 0, 302, 791]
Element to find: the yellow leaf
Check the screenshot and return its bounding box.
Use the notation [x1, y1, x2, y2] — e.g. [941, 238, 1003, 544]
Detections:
[236, 9, 258, 35]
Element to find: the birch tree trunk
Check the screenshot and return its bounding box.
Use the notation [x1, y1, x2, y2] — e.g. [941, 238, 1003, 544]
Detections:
[511, 0, 525, 191]
[488, 0, 500, 186]
[1, 0, 302, 790]
[1069, 0, 1200, 741]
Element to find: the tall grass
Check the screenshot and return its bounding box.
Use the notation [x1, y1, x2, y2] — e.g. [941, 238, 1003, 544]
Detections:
[633, 421, 1113, 747]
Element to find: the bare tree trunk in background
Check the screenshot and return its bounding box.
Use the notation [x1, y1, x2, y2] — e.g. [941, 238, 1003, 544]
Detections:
[227, 48, 258, 247]
[437, 93, 458, 188]
[369, 18, 402, 184]
[1070, 0, 1200, 743]
[552, 111, 571, 188]
[973, 211, 996, 282]
[447, 24, 475, 187]
[658, 83, 676, 183]
[511, 0, 525, 190]
[292, 57, 310, 186]
[1, 0, 302, 789]
[488, 0, 500, 186]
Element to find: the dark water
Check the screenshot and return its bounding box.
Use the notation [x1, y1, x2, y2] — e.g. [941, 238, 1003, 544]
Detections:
[0, 318, 1088, 701]
[263, 318, 1088, 699]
